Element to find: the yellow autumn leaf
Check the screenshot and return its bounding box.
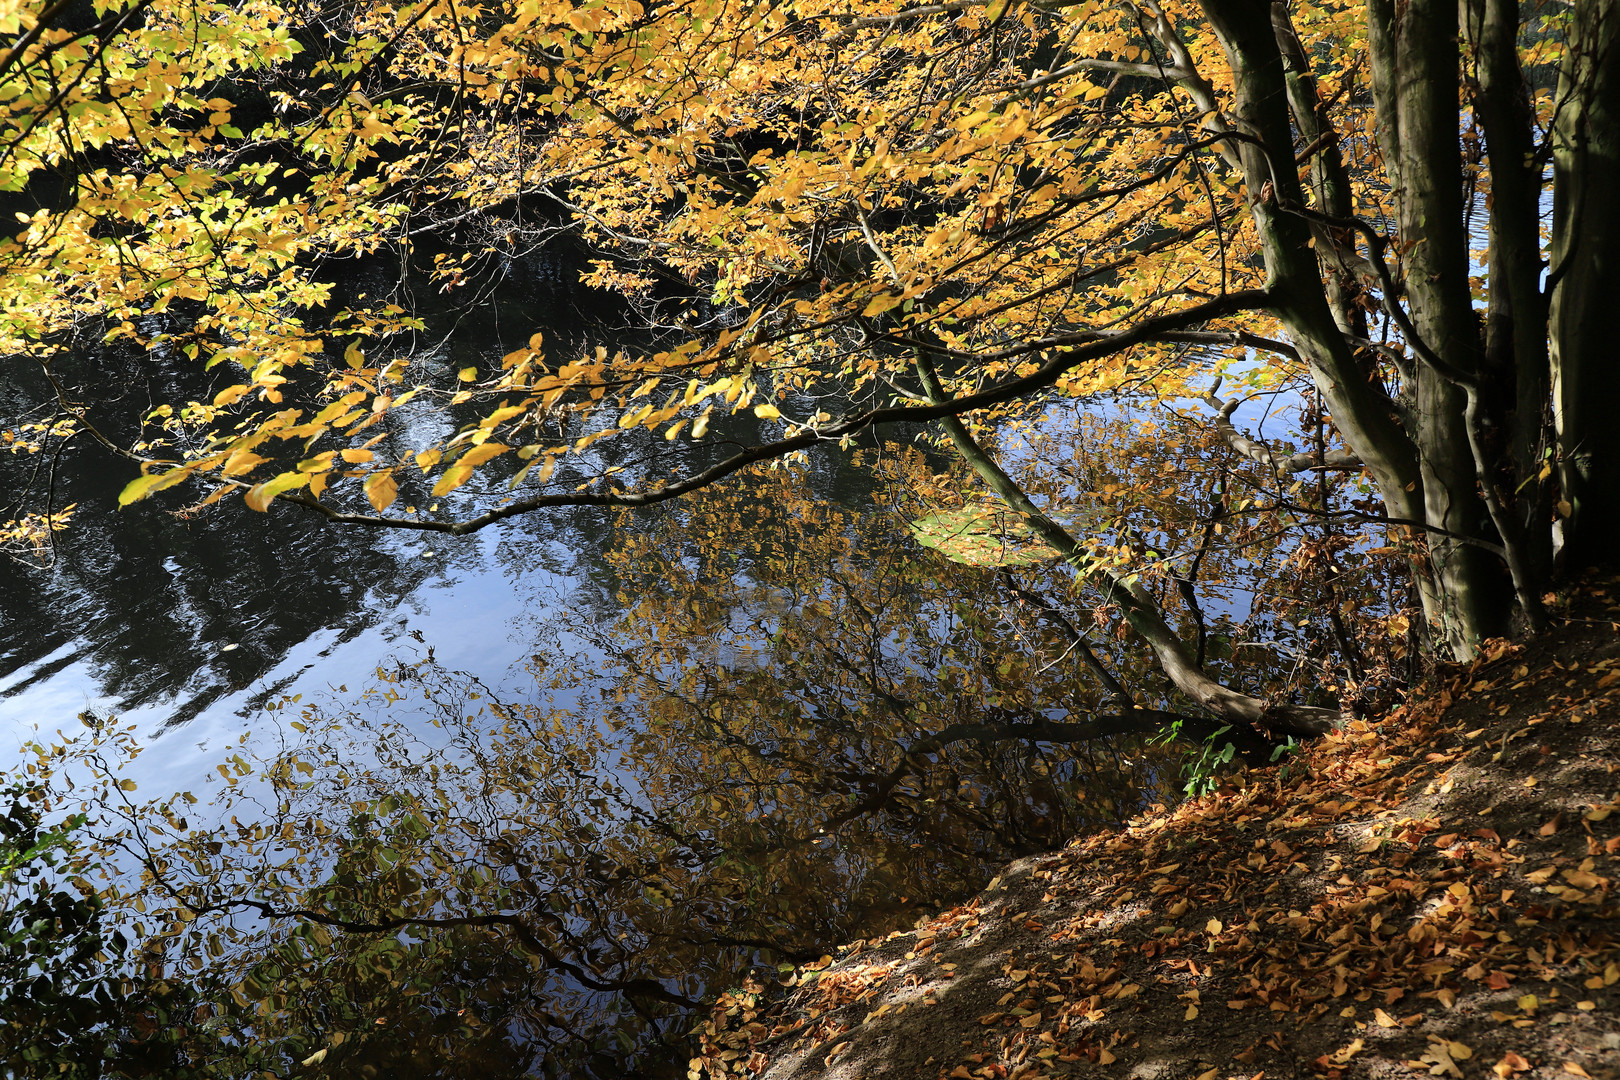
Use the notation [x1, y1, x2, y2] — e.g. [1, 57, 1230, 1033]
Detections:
[244, 472, 308, 512]
[861, 291, 902, 318]
[363, 470, 398, 511]
[458, 442, 510, 469]
[117, 469, 189, 507]
[221, 448, 269, 477]
[431, 462, 475, 497]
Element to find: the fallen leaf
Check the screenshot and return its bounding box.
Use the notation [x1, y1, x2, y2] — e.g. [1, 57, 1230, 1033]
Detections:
[1563, 1065, 1591, 1078]
[1493, 1052, 1532, 1078]
[1331, 1039, 1364, 1064]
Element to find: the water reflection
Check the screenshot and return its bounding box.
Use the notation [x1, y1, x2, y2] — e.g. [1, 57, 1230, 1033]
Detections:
[0, 243, 624, 738]
[6, 463, 1187, 1077]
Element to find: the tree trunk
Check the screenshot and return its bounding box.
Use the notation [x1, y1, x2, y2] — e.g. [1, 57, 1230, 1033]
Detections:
[1550, 0, 1620, 571]
[1205, 0, 1519, 658]
[1199, 0, 1423, 532]
[1465, 0, 1554, 589]
[1372, 0, 1512, 654]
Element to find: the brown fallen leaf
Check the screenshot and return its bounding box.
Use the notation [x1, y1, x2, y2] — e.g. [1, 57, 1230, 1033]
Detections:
[1493, 1051, 1532, 1078]
[1539, 813, 1563, 836]
[1563, 1065, 1592, 1078]
[1331, 1038, 1364, 1064]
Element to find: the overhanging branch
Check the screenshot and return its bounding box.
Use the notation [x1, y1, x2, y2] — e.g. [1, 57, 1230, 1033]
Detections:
[275, 290, 1273, 534]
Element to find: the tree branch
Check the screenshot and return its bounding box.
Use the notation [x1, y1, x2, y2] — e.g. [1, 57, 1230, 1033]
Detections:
[266, 291, 1273, 532]
[1202, 377, 1363, 476]
[913, 348, 1337, 738]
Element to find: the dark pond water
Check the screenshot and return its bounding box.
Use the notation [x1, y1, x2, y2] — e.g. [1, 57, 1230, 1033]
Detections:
[0, 249, 1190, 1077]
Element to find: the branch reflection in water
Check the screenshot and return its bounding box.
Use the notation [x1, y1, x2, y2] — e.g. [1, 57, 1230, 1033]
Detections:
[4, 449, 1290, 1077]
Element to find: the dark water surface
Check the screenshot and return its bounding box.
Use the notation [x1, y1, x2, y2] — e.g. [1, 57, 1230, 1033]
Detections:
[0, 252, 1173, 1077]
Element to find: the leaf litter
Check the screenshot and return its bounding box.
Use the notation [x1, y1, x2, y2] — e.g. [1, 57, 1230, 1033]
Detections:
[688, 582, 1620, 1080]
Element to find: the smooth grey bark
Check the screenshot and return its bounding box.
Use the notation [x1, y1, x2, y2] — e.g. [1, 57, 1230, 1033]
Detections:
[1202, 0, 1532, 658]
[1551, 0, 1620, 570]
[1367, 0, 1511, 654]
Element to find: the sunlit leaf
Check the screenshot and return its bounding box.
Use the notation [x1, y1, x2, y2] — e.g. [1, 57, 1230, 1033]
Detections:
[909, 505, 1060, 568]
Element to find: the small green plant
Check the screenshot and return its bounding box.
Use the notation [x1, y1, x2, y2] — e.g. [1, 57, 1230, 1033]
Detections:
[1268, 736, 1303, 782]
[1179, 725, 1236, 798]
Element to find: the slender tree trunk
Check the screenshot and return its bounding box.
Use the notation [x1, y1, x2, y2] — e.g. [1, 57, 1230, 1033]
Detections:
[1201, 0, 1510, 654]
[1372, 0, 1511, 654]
[1466, 0, 1553, 590]
[1550, 0, 1620, 570]
[1271, 2, 1367, 340]
[1199, 0, 1423, 532]
[1205, 0, 1516, 656]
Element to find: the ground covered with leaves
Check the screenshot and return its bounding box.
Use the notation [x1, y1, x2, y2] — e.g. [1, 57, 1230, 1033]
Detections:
[688, 588, 1620, 1080]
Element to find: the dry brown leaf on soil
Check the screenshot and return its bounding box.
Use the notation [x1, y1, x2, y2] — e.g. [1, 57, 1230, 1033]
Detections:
[1493, 1051, 1533, 1077]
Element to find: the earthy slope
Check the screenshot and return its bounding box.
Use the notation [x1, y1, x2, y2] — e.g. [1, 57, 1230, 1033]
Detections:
[688, 588, 1620, 1080]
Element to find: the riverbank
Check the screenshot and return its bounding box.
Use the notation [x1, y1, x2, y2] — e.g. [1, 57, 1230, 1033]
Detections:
[690, 587, 1620, 1080]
